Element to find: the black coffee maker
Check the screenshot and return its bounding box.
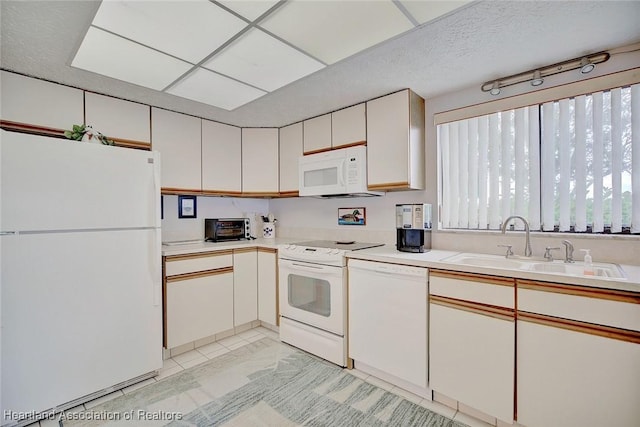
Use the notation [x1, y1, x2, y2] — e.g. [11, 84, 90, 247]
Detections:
[396, 204, 432, 253]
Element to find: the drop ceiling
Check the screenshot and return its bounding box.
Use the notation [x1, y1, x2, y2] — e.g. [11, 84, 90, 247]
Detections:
[1, 1, 640, 127]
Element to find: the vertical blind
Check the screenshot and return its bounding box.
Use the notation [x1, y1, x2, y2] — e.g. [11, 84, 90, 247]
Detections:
[438, 83, 639, 233]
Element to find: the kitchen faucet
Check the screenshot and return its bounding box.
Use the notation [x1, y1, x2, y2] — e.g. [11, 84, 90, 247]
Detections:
[500, 216, 532, 257]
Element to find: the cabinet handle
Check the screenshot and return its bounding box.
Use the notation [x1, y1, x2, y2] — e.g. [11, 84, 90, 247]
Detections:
[430, 295, 514, 321]
[166, 266, 233, 283]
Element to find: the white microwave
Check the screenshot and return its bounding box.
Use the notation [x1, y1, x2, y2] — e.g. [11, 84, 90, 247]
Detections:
[298, 146, 383, 197]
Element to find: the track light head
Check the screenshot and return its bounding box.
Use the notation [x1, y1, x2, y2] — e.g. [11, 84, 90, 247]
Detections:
[580, 57, 595, 74]
[531, 70, 544, 87]
[489, 81, 501, 96]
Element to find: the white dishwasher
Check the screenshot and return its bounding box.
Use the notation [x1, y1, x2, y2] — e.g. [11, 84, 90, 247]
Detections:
[348, 259, 429, 392]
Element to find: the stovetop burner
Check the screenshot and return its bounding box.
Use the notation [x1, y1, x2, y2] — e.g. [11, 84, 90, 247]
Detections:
[291, 240, 384, 251]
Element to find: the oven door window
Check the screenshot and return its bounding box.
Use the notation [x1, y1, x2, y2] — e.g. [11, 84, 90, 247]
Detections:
[288, 274, 331, 317]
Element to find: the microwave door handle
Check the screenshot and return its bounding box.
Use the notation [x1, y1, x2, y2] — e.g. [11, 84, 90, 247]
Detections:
[340, 159, 346, 186]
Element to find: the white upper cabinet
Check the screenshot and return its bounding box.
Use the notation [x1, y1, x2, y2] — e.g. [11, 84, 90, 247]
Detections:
[303, 113, 331, 154]
[151, 107, 201, 192]
[279, 122, 303, 195]
[202, 120, 242, 195]
[84, 92, 150, 147]
[331, 103, 366, 148]
[0, 71, 83, 133]
[366, 89, 425, 191]
[242, 128, 279, 195]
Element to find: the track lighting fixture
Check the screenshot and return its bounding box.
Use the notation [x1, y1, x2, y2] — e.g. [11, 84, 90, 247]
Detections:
[531, 70, 544, 87]
[580, 57, 595, 74]
[481, 51, 609, 95]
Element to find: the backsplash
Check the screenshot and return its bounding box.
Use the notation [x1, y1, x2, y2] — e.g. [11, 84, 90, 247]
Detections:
[161, 195, 269, 242]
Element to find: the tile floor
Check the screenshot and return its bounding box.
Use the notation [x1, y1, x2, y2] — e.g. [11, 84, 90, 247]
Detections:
[27, 326, 492, 427]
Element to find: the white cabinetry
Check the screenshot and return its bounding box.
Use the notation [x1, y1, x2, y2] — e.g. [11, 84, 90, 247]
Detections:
[366, 89, 424, 191]
[84, 92, 150, 148]
[429, 270, 515, 423]
[233, 248, 258, 326]
[516, 280, 640, 427]
[164, 251, 234, 349]
[348, 259, 428, 390]
[331, 103, 366, 149]
[202, 120, 242, 195]
[257, 248, 278, 326]
[151, 108, 201, 193]
[0, 71, 83, 133]
[242, 128, 279, 196]
[303, 113, 331, 154]
[279, 122, 303, 195]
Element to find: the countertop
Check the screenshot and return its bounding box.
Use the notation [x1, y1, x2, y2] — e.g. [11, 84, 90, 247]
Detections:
[162, 239, 640, 293]
[346, 245, 640, 293]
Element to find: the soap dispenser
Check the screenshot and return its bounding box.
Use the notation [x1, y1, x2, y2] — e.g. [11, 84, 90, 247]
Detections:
[580, 249, 594, 275]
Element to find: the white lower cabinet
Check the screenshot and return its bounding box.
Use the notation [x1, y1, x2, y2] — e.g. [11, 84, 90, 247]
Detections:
[166, 269, 234, 349]
[429, 270, 515, 423]
[516, 280, 640, 427]
[348, 259, 428, 389]
[233, 248, 258, 326]
[257, 248, 278, 326]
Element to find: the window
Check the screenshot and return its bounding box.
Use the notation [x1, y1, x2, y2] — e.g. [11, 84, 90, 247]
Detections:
[438, 83, 639, 234]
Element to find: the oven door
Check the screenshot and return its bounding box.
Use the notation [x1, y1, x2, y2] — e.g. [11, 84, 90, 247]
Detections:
[278, 258, 345, 336]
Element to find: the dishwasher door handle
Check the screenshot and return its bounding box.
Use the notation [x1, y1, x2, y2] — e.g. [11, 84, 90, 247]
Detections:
[349, 265, 427, 280]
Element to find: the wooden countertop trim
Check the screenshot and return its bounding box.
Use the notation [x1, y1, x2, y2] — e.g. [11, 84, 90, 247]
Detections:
[517, 279, 640, 304]
[165, 250, 233, 261]
[519, 311, 640, 344]
[166, 266, 233, 282]
[257, 247, 277, 254]
[430, 295, 515, 321]
[431, 269, 515, 287]
[233, 247, 257, 254]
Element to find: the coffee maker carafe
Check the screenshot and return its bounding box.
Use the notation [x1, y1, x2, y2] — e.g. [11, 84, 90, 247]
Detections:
[396, 204, 432, 253]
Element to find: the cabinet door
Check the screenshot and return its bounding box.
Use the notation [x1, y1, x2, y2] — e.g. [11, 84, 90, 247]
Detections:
[202, 120, 242, 194]
[303, 113, 331, 153]
[430, 302, 514, 423]
[151, 108, 201, 193]
[331, 103, 366, 148]
[517, 318, 640, 427]
[257, 248, 277, 326]
[233, 249, 258, 326]
[166, 270, 234, 349]
[1, 71, 83, 133]
[366, 90, 424, 190]
[85, 92, 150, 147]
[279, 122, 303, 195]
[242, 128, 279, 195]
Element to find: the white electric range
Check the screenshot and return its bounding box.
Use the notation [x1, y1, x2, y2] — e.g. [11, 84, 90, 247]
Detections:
[277, 240, 384, 366]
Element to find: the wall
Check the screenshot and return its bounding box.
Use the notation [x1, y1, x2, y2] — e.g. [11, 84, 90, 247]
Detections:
[271, 47, 640, 266]
[161, 195, 269, 242]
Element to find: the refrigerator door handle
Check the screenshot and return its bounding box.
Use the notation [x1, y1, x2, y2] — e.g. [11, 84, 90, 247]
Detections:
[0, 231, 17, 235]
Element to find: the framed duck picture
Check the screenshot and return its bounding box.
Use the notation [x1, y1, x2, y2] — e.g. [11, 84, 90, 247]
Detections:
[338, 207, 366, 226]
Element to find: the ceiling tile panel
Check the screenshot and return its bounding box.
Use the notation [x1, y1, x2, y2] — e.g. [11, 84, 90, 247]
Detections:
[167, 68, 267, 111]
[400, 1, 471, 24]
[203, 28, 325, 92]
[259, 0, 414, 64]
[71, 27, 192, 90]
[218, 0, 279, 22]
[92, 0, 247, 63]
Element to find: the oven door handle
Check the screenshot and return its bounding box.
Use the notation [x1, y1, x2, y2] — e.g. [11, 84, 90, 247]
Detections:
[291, 262, 324, 270]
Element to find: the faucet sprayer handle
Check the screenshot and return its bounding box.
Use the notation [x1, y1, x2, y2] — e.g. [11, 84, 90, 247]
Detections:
[544, 247, 561, 261]
[497, 244, 514, 258]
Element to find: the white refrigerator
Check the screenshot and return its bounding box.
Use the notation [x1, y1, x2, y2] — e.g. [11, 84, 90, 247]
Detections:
[0, 130, 163, 425]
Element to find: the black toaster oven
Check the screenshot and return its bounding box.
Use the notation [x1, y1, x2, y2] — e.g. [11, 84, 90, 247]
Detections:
[205, 218, 250, 242]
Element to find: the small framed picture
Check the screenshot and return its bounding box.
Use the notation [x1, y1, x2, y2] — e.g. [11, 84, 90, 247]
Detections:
[178, 195, 197, 219]
[338, 207, 366, 225]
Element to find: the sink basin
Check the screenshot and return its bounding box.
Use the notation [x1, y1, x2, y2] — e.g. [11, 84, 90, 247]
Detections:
[444, 254, 529, 270]
[528, 262, 624, 278]
[443, 253, 626, 279]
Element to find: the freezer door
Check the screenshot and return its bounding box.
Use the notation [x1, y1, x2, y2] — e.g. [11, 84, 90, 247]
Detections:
[0, 229, 163, 416]
[0, 130, 160, 231]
